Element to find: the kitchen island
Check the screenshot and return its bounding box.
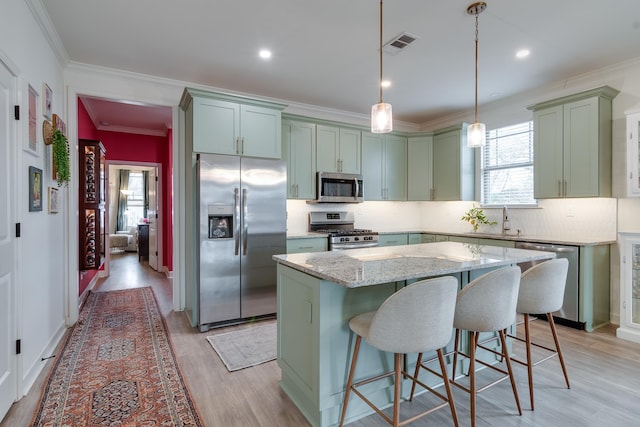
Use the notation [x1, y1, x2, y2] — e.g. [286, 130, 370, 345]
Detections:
[272, 241, 555, 427]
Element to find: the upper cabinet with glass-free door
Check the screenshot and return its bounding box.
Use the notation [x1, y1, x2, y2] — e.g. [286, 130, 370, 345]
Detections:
[530, 86, 619, 198]
[432, 123, 475, 201]
[180, 88, 286, 159]
[316, 125, 361, 174]
[362, 132, 407, 201]
[282, 119, 316, 199]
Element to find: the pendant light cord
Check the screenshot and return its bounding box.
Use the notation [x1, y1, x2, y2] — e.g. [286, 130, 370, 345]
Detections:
[474, 10, 479, 124]
[379, 0, 383, 103]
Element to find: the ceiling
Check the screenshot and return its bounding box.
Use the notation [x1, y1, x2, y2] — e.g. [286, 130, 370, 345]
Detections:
[43, 0, 640, 135]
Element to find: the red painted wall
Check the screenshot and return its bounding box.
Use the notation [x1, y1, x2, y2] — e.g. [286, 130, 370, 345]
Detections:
[77, 99, 173, 289]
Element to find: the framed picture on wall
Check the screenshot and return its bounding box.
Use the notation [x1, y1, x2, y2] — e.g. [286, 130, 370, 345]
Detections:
[43, 83, 52, 120]
[48, 186, 59, 213]
[29, 166, 43, 212]
[26, 85, 39, 156]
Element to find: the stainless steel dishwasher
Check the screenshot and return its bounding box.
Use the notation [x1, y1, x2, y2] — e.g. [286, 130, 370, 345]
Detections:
[514, 242, 581, 328]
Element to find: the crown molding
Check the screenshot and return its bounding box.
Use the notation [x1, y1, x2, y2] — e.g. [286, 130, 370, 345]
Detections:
[26, 0, 69, 66]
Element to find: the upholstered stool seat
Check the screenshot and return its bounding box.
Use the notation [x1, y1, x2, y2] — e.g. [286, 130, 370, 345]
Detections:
[449, 266, 522, 427]
[339, 276, 459, 427]
[508, 258, 571, 410]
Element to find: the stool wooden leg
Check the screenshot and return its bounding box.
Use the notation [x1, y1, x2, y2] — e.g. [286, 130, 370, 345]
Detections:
[499, 330, 522, 416]
[437, 348, 459, 427]
[393, 353, 402, 427]
[524, 313, 535, 410]
[409, 352, 423, 401]
[339, 335, 362, 427]
[469, 331, 477, 427]
[548, 313, 571, 389]
[451, 328, 461, 382]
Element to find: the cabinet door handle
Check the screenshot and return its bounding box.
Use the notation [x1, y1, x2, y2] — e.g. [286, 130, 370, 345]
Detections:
[563, 180, 567, 197]
[558, 180, 562, 197]
[240, 137, 245, 155]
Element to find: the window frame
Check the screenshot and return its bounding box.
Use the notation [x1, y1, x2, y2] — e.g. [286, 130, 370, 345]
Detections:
[479, 120, 537, 207]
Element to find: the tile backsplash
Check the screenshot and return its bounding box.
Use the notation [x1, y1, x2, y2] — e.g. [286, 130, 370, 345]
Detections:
[287, 198, 617, 242]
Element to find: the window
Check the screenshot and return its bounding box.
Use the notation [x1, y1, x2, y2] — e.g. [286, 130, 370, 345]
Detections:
[481, 121, 535, 205]
[125, 172, 145, 227]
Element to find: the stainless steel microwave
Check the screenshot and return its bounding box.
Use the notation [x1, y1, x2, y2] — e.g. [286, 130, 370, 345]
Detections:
[313, 172, 363, 203]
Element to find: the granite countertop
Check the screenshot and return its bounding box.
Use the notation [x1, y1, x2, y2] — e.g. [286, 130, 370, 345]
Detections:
[377, 230, 615, 246]
[273, 241, 555, 288]
[286, 230, 614, 246]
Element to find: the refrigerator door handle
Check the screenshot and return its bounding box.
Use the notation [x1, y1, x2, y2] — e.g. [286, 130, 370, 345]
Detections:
[242, 188, 248, 255]
[234, 188, 240, 255]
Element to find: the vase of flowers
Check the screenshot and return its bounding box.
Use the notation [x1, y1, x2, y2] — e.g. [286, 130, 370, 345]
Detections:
[461, 205, 496, 232]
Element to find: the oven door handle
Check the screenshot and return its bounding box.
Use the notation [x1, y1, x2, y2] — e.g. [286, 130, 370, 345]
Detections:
[332, 242, 379, 251]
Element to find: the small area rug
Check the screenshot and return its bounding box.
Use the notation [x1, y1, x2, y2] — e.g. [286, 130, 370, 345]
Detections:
[32, 287, 203, 426]
[207, 322, 277, 372]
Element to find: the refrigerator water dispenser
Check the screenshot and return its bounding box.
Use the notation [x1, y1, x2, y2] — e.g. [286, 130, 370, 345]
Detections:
[208, 205, 233, 239]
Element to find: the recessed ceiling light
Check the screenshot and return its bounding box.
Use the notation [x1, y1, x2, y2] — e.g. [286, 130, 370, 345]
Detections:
[516, 49, 530, 59]
[381, 80, 391, 88]
[259, 49, 272, 59]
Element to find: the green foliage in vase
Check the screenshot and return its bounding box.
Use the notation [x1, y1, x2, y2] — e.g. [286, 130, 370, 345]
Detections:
[53, 129, 70, 187]
[461, 205, 497, 232]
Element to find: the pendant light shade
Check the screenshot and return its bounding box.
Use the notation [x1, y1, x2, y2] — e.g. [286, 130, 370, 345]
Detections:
[467, 1, 487, 148]
[372, 102, 393, 133]
[371, 0, 392, 133]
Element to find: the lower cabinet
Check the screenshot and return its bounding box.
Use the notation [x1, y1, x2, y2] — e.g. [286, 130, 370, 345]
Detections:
[378, 233, 409, 247]
[287, 237, 328, 253]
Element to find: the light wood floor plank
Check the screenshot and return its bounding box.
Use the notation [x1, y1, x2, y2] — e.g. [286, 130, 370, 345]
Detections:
[2, 252, 640, 426]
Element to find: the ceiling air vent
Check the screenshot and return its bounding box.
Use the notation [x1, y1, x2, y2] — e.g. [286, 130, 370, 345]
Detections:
[383, 32, 419, 55]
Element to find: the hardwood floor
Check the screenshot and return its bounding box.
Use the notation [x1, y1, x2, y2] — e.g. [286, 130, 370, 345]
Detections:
[3, 253, 640, 426]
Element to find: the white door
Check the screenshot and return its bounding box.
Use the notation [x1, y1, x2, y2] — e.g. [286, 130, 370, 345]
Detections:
[148, 168, 158, 271]
[0, 60, 18, 420]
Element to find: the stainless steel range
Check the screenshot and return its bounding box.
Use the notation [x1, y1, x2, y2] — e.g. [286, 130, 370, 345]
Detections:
[309, 211, 378, 251]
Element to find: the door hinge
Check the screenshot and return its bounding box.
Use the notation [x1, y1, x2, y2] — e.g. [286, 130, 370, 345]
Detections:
[14, 105, 19, 120]
[155, 213, 158, 218]
[155, 176, 158, 182]
[155, 251, 158, 256]
[15, 223, 20, 238]
[16, 339, 21, 355]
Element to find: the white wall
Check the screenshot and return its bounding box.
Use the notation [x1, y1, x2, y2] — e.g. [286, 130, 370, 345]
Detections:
[1, 0, 67, 397]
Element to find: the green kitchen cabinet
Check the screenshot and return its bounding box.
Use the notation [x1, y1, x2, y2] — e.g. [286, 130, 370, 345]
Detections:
[432, 124, 475, 201]
[408, 233, 423, 245]
[362, 132, 407, 200]
[286, 237, 328, 254]
[378, 233, 409, 247]
[530, 86, 619, 198]
[282, 120, 316, 199]
[316, 125, 361, 174]
[181, 88, 285, 159]
[407, 135, 433, 201]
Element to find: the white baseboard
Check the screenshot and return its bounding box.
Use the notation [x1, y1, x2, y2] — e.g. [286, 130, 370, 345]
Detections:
[616, 327, 640, 344]
[20, 322, 68, 398]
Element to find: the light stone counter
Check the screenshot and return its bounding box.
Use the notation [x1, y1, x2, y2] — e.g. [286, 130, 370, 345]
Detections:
[273, 241, 555, 288]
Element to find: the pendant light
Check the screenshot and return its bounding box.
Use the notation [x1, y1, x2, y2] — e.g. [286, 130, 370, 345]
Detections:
[467, 2, 487, 147]
[371, 0, 392, 133]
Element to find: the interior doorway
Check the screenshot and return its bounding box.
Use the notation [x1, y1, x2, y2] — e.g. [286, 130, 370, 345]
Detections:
[105, 161, 163, 276]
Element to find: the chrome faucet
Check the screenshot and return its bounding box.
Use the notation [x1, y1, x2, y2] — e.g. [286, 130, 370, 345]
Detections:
[502, 206, 511, 234]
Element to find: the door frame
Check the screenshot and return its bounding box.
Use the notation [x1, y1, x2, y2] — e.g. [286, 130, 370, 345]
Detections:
[105, 161, 163, 275]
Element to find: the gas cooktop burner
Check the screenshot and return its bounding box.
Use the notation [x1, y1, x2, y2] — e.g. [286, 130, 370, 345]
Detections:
[316, 228, 376, 236]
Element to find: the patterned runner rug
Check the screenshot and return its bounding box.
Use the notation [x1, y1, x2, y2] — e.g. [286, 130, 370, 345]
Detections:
[32, 287, 203, 426]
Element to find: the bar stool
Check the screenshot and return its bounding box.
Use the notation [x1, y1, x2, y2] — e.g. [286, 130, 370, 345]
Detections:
[450, 266, 522, 427]
[339, 276, 459, 427]
[508, 258, 570, 410]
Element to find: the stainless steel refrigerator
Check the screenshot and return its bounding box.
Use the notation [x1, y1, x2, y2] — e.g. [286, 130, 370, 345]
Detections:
[197, 154, 286, 331]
